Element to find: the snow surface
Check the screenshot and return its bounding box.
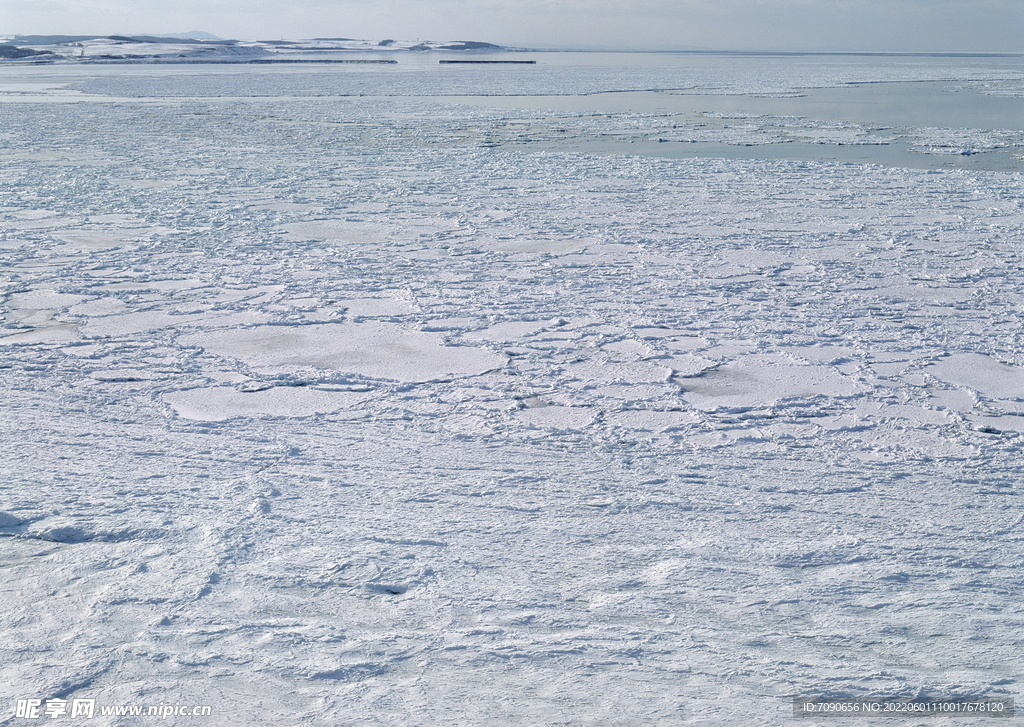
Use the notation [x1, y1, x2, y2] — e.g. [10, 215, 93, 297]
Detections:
[1, 56, 1023, 724]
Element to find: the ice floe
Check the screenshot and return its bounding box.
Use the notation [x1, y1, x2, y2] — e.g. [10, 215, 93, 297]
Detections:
[177, 322, 506, 382]
[927, 353, 1024, 401]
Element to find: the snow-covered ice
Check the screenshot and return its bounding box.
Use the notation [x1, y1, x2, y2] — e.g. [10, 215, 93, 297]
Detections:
[1, 53, 1023, 724]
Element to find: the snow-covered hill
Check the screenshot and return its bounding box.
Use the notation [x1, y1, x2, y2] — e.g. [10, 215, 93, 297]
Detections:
[0, 35, 509, 63]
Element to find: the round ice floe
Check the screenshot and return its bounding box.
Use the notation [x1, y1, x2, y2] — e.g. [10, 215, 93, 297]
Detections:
[340, 298, 417, 317]
[927, 354, 1024, 401]
[0, 323, 80, 345]
[606, 410, 699, 431]
[89, 369, 162, 382]
[662, 354, 716, 377]
[281, 220, 393, 244]
[163, 386, 373, 421]
[177, 323, 505, 382]
[281, 218, 459, 245]
[678, 358, 863, 412]
[80, 310, 270, 338]
[320, 558, 431, 596]
[462, 320, 547, 342]
[601, 339, 654, 360]
[50, 229, 154, 251]
[564, 360, 673, 385]
[7, 289, 87, 310]
[515, 405, 596, 430]
[489, 238, 591, 254]
[67, 297, 129, 317]
[967, 414, 1024, 433]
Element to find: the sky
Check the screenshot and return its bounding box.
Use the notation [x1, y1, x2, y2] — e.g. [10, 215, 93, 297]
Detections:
[2, 0, 1022, 52]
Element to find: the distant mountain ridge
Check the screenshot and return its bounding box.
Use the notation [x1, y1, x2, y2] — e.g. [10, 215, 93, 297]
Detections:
[9, 34, 225, 45]
[0, 35, 514, 64]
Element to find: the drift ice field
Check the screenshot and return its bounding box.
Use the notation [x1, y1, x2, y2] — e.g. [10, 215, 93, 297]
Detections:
[1, 51, 1024, 724]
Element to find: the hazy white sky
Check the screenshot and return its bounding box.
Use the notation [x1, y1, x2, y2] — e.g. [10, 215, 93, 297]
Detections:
[3, 0, 1022, 52]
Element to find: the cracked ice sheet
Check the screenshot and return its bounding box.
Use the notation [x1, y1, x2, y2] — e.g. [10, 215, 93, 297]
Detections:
[1, 76, 1024, 725]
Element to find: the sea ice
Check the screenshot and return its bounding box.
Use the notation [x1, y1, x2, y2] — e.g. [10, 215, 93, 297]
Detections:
[1, 56, 1022, 725]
